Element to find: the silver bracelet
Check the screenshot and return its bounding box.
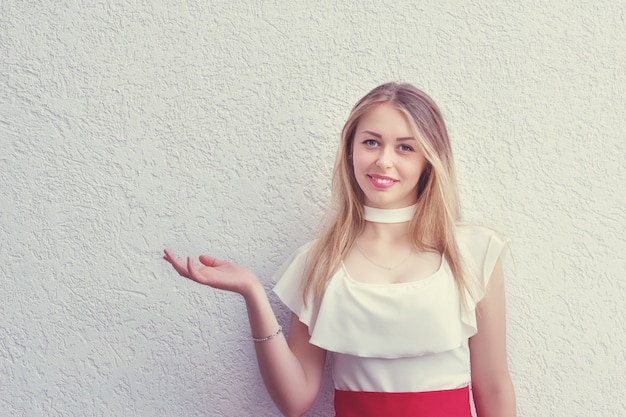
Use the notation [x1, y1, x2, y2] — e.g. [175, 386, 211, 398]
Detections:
[252, 326, 282, 342]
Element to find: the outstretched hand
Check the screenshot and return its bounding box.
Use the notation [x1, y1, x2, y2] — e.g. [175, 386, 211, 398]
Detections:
[163, 248, 260, 296]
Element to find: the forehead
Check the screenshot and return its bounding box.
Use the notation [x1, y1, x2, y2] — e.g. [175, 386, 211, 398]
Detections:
[356, 102, 413, 136]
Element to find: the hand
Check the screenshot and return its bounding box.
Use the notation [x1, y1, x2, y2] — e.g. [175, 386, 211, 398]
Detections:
[163, 248, 260, 296]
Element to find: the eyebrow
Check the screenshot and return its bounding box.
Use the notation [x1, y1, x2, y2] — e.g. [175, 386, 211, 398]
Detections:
[361, 130, 416, 141]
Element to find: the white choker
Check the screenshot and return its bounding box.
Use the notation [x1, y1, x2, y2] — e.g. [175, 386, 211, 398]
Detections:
[363, 204, 417, 223]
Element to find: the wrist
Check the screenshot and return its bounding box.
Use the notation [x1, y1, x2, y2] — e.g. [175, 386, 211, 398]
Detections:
[241, 278, 266, 302]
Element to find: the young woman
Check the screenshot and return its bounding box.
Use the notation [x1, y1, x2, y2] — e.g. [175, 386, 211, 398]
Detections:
[163, 82, 516, 417]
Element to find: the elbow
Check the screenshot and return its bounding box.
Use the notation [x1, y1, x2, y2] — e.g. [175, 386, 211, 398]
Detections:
[276, 396, 316, 417]
[472, 377, 516, 416]
[280, 406, 308, 417]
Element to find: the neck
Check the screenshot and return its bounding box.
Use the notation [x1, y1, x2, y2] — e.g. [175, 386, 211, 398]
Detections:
[362, 204, 416, 241]
[363, 204, 416, 223]
[362, 221, 411, 241]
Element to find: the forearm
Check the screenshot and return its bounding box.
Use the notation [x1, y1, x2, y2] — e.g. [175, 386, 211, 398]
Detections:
[243, 283, 320, 417]
[473, 378, 516, 417]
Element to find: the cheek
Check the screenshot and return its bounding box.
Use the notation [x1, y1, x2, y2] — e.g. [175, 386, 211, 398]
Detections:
[350, 150, 368, 173]
[403, 158, 428, 181]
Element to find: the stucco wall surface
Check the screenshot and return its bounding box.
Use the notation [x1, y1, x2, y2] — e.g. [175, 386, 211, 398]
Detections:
[1, 1, 624, 416]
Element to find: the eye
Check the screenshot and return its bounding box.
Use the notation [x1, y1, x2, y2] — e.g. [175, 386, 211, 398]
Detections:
[398, 144, 414, 152]
[363, 139, 379, 147]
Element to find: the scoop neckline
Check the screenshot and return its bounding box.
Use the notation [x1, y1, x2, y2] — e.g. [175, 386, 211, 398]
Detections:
[339, 254, 445, 288]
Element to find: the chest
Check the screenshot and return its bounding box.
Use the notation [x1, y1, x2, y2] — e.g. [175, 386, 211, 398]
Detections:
[342, 246, 442, 285]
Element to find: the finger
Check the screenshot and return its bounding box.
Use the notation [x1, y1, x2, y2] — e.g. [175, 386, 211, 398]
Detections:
[199, 255, 222, 267]
[164, 249, 191, 278]
[187, 256, 203, 284]
[164, 249, 184, 267]
[163, 248, 176, 263]
[163, 248, 181, 261]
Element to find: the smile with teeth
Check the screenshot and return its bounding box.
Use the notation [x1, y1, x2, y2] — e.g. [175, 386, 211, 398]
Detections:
[372, 177, 394, 184]
[368, 174, 398, 188]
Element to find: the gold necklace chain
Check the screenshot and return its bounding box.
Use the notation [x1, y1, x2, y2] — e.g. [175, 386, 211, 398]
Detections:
[355, 240, 413, 270]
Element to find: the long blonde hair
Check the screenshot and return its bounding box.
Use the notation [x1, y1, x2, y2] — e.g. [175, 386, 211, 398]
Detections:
[302, 82, 473, 307]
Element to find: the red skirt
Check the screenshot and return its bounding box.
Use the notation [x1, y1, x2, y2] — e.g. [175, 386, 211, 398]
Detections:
[334, 386, 471, 417]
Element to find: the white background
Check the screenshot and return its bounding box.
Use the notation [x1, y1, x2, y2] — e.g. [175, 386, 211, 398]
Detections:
[1, 1, 624, 416]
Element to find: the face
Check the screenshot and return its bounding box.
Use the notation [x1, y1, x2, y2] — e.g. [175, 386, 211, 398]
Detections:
[351, 102, 428, 209]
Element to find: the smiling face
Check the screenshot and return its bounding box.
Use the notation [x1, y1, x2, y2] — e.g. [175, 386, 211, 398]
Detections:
[351, 102, 429, 209]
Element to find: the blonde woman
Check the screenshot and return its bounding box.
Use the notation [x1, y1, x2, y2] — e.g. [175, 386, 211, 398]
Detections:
[164, 82, 516, 417]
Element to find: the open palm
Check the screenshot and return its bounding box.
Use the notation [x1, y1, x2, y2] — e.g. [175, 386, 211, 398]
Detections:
[163, 248, 258, 295]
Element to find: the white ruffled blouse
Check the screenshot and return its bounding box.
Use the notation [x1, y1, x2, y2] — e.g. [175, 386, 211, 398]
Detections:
[272, 224, 507, 393]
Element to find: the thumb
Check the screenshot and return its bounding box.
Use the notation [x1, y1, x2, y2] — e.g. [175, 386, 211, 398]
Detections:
[198, 255, 223, 267]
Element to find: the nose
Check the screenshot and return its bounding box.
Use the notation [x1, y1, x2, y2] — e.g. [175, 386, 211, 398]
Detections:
[376, 147, 393, 169]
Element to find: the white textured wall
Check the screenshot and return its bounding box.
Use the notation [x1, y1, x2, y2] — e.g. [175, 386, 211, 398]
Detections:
[1, 1, 624, 416]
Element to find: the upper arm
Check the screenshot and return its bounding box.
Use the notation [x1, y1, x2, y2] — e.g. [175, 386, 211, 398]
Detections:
[469, 257, 512, 389]
[286, 313, 327, 396]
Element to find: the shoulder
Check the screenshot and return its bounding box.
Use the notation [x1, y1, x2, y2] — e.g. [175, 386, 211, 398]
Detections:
[455, 223, 508, 256]
[455, 222, 502, 241]
[272, 240, 317, 283]
[454, 223, 509, 294]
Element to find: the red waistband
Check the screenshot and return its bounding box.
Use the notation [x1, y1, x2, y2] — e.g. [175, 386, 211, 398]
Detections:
[334, 386, 471, 417]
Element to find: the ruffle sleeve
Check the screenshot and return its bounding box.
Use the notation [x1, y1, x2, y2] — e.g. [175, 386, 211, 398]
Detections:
[272, 241, 319, 332]
[457, 224, 510, 337]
